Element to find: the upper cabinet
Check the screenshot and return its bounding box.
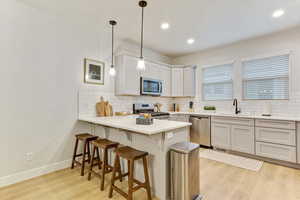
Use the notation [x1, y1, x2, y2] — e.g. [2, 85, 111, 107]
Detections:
[115, 55, 140, 96]
[115, 54, 195, 98]
[183, 66, 196, 97]
[159, 65, 172, 97]
[171, 66, 196, 97]
[171, 68, 184, 97]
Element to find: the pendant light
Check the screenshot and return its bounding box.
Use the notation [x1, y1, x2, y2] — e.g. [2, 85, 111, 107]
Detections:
[109, 20, 117, 77]
[137, 0, 147, 71]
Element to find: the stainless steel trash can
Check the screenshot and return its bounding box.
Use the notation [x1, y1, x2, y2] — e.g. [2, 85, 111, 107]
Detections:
[170, 142, 202, 200]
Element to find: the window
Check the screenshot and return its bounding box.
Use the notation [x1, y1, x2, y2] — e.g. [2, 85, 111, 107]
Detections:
[242, 54, 289, 100]
[202, 63, 233, 100]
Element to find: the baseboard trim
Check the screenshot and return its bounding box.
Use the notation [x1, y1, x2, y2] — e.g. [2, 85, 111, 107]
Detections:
[0, 159, 72, 188]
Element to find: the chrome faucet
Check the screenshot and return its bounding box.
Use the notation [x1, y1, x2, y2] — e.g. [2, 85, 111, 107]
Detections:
[233, 98, 241, 114]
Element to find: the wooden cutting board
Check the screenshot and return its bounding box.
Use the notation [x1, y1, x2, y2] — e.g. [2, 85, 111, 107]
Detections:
[96, 97, 106, 117]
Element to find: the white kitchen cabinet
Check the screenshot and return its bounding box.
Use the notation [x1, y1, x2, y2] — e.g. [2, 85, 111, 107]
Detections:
[171, 68, 184, 97]
[231, 125, 255, 154]
[115, 55, 140, 96]
[159, 65, 171, 97]
[211, 123, 231, 149]
[183, 67, 196, 97]
[255, 127, 296, 146]
[256, 142, 296, 163]
[142, 62, 161, 79]
[255, 119, 296, 130]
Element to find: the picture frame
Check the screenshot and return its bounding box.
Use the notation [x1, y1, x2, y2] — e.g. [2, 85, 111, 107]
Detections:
[84, 58, 105, 85]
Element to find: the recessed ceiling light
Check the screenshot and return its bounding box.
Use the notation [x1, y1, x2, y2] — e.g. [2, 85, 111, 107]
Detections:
[161, 23, 170, 30]
[272, 9, 285, 18]
[187, 38, 195, 44]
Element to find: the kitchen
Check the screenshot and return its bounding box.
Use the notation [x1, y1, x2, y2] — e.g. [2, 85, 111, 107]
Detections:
[1, 0, 300, 200]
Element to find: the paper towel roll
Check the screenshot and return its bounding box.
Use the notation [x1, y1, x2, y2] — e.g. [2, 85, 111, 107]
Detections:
[263, 102, 272, 116]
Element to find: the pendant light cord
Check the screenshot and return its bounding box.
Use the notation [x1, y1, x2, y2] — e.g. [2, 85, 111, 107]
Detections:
[140, 6, 144, 59]
[111, 24, 114, 67]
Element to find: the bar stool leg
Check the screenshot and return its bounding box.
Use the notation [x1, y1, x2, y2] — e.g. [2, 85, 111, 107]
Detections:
[109, 155, 119, 198]
[96, 148, 101, 170]
[88, 146, 97, 181]
[87, 142, 91, 163]
[100, 149, 108, 191]
[71, 138, 79, 169]
[128, 160, 134, 200]
[143, 157, 152, 200]
[81, 141, 88, 176]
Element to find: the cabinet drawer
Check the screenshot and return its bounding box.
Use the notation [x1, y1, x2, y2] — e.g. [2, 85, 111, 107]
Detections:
[256, 142, 296, 163]
[255, 119, 295, 130]
[211, 116, 254, 126]
[255, 127, 296, 146]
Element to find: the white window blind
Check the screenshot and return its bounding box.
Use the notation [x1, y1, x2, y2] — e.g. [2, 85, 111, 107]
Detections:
[242, 54, 289, 100]
[202, 64, 233, 100]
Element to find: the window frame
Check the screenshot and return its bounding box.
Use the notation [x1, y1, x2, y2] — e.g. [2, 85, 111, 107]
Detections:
[241, 51, 291, 100]
[202, 61, 235, 101]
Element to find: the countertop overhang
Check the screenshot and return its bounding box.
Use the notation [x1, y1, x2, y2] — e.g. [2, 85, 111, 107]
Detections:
[79, 115, 191, 135]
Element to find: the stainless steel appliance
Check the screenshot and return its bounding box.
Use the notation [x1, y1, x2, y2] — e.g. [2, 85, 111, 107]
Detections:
[133, 103, 170, 119]
[190, 115, 211, 147]
[170, 142, 202, 200]
[140, 77, 162, 96]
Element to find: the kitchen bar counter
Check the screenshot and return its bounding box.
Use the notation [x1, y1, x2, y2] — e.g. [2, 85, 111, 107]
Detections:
[169, 111, 300, 121]
[78, 115, 191, 200]
[79, 115, 191, 135]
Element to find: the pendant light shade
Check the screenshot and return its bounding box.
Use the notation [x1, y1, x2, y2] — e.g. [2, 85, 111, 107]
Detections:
[137, 0, 147, 71]
[109, 20, 117, 77]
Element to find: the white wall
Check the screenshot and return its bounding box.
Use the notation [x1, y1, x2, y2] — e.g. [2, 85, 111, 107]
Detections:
[172, 26, 300, 116]
[0, 0, 172, 185]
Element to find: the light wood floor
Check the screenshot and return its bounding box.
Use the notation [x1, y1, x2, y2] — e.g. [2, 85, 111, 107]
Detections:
[1, 158, 300, 200]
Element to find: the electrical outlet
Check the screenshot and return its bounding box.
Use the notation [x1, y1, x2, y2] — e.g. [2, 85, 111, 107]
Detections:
[25, 152, 33, 162]
[166, 132, 174, 139]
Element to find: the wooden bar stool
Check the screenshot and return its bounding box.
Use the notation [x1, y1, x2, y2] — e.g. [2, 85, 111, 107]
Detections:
[88, 139, 122, 191]
[71, 133, 98, 176]
[109, 146, 152, 200]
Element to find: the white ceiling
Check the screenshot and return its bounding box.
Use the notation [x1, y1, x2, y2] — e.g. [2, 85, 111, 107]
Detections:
[21, 0, 300, 57]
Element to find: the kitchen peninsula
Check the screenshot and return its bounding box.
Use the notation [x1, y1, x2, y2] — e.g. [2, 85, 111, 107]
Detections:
[79, 115, 191, 200]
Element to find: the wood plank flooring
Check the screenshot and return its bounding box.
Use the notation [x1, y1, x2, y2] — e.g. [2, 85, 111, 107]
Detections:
[1, 158, 300, 200]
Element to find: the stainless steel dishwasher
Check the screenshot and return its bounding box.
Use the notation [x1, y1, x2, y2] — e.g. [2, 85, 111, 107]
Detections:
[189, 115, 211, 147]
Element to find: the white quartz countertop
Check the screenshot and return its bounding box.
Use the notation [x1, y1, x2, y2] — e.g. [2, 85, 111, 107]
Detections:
[78, 115, 191, 135]
[169, 111, 300, 121]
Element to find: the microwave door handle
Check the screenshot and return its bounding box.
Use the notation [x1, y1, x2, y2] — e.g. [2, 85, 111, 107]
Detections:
[160, 82, 163, 93]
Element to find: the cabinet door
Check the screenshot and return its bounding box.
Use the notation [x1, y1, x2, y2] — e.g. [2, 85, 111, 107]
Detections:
[231, 125, 254, 154]
[211, 123, 231, 149]
[115, 55, 140, 95]
[171, 68, 184, 97]
[183, 67, 196, 97]
[160, 66, 171, 97]
[122, 55, 140, 95]
[143, 62, 160, 79]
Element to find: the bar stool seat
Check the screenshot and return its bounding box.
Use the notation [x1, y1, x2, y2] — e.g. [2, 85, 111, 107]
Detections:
[109, 146, 152, 200]
[88, 138, 122, 191]
[71, 133, 98, 176]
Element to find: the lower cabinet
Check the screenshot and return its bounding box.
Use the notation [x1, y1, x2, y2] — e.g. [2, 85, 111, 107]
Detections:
[256, 142, 296, 163]
[211, 123, 231, 150]
[231, 125, 255, 154]
[211, 123, 254, 154]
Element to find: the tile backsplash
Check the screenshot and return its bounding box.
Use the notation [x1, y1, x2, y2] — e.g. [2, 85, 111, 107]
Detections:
[78, 87, 172, 117]
[173, 92, 300, 117]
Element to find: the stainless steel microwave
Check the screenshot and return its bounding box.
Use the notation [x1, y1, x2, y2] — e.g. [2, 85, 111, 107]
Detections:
[140, 77, 162, 96]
